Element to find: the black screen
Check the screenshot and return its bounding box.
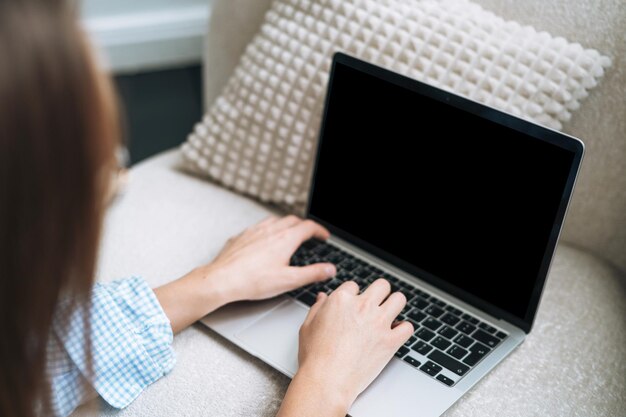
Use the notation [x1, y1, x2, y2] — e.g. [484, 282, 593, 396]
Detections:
[309, 59, 576, 321]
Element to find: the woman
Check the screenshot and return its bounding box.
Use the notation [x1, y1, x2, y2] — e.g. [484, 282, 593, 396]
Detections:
[0, 1, 413, 416]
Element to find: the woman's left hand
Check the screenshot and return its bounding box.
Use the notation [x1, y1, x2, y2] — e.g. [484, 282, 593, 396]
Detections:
[154, 215, 337, 333]
[202, 214, 337, 302]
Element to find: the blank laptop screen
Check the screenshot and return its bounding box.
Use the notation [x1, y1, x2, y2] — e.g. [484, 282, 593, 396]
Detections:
[308, 59, 576, 321]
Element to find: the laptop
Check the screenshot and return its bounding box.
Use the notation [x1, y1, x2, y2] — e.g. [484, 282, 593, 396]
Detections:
[201, 52, 584, 416]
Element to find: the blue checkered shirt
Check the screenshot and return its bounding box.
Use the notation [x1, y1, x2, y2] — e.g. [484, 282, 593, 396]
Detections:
[46, 276, 176, 416]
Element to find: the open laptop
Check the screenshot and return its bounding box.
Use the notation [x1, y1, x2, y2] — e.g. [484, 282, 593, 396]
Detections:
[201, 52, 584, 416]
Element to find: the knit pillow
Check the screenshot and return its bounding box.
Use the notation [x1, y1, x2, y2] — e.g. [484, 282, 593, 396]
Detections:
[181, 0, 610, 215]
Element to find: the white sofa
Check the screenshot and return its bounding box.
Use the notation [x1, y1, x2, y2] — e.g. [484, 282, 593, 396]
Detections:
[75, 0, 625, 416]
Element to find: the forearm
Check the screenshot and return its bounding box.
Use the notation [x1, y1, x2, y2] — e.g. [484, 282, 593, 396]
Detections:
[153, 265, 232, 333]
[277, 364, 352, 417]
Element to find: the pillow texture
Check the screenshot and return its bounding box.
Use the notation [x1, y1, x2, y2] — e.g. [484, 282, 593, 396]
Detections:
[181, 0, 610, 215]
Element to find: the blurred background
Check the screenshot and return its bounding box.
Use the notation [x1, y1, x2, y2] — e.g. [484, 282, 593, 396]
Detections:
[81, 0, 213, 165]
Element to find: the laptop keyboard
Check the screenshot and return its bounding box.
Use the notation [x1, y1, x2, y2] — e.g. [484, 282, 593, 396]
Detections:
[288, 238, 508, 387]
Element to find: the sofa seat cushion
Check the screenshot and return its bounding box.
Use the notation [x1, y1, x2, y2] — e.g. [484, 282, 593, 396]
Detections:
[74, 149, 625, 416]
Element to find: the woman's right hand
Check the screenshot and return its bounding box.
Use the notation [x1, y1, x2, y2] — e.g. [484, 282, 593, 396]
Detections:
[277, 279, 414, 416]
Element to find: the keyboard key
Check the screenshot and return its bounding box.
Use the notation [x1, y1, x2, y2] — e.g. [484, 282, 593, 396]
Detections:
[431, 336, 452, 351]
[456, 321, 476, 335]
[302, 238, 321, 250]
[402, 292, 416, 303]
[397, 281, 413, 291]
[427, 350, 470, 376]
[496, 331, 508, 339]
[411, 340, 433, 355]
[447, 344, 468, 360]
[469, 341, 491, 356]
[436, 374, 454, 386]
[395, 346, 409, 358]
[463, 342, 490, 366]
[355, 267, 371, 279]
[422, 317, 443, 331]
[440, 313, 461, 326]
[479, 322, 497, 334]
[404, 336, 416, 347]
[326, 279, 342, 290]
[438, 326, 459, 340]
[371, 266, 384, 275]
[307, 255, 322, 264]
[425, 305, 445, 318]
[462, 351, 483, 366]
[293, 245, 307, 254]
[313, 246, 333, 258]
[410, 297, 429, 310]
[354, 277, 369, 287]
[414, 288, 428, 298]
[341, 260, 359, 272]
[403, 356, 421, 368]
[408, 310, 426, 323]
[454, 334, 474, 348]
[326, 252, 344, 264]
[354, 258, 367, 267]
[363, 274, 378, 286]
[383, 274, 398, 284]
[446, 306, 463, 316]
[430, 297, 446, 307]
[473, 329, 501, 348]
[416, 327, 435, 342]
[420, 361, 442, 376]
[297, 291, 317, 306]
[336, 271, 352, 281]
[461, 314, 480, 325]
[365, 273, 380, 284]
[390, 282, 403, 293]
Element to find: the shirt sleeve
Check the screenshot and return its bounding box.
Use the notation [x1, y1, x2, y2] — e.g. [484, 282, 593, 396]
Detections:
[47, 276, 176, 417]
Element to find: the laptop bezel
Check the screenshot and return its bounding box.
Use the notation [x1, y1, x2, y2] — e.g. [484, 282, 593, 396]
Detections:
[305, 52, 584, 334]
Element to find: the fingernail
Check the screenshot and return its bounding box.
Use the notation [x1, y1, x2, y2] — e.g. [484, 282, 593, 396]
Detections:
[325, 264, 336, 277]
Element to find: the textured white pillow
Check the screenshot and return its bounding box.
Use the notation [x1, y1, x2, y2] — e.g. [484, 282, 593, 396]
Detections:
[181, 0, 610, 214]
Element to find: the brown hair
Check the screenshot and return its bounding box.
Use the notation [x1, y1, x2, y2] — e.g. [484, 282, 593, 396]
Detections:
[0, 0, 120, 415]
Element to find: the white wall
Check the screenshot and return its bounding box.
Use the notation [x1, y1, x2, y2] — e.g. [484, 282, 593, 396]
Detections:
[82, 0, 206, 17]
[81, 0, 212, 74]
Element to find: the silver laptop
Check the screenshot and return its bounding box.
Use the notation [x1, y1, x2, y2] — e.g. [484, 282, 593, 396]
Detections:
[201, 52, 584, 416]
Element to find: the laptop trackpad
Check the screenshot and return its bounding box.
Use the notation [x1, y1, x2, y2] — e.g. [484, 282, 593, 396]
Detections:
[235, 299, 308, 377]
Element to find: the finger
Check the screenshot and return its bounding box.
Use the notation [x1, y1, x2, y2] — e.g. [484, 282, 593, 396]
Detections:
[334, 280, 359, 295]
[361, 278, 391, 305]
[303, 292, 328, 326]
[380, 291, 407, 323]
[390, 321, 414, 346]
[288, 219, 331, 245]
[288, 262, 336, 287]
